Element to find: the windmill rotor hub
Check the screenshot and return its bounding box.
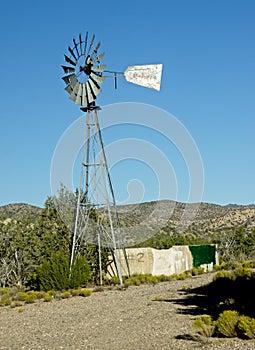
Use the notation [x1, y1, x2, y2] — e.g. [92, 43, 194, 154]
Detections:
[79, 55, 93, 76]
[79, 63, 92, 76]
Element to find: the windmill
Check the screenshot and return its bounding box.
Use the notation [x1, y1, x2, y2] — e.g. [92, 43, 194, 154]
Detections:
[62, 32, 163, 285]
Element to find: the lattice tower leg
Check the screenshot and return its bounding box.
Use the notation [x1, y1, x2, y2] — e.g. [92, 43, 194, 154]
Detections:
[70, 108, 130, 284]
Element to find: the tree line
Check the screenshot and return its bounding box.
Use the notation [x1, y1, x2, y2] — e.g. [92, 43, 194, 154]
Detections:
[1, 195, 255, 289]
[0, 197, 109, 289]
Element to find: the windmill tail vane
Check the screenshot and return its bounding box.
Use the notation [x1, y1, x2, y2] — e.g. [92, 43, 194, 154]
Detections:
[123, 64, 163, 91]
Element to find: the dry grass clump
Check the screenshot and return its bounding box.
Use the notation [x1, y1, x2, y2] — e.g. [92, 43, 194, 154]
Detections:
[193, 315, 215, 338]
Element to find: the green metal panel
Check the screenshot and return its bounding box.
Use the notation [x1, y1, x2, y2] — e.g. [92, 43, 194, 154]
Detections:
[189, 245, 216, 267]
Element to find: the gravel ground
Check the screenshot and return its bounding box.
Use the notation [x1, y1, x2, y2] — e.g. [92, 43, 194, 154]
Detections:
[1, 273, 255, 350]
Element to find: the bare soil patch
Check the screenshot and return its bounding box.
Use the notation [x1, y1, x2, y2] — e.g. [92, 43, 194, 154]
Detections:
[1, 273, 254, 350]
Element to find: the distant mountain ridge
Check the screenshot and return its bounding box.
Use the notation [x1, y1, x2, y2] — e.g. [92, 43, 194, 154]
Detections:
[0, 201, 254, 236]
[0, 203, 42, 221]
[116, 200, 255, 237]
[224, 203, 255, 208]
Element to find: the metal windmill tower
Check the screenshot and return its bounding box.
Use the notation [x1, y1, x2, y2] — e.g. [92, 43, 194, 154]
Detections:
[61, 32, 163, 284]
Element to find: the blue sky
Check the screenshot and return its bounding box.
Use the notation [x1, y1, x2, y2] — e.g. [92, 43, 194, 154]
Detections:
[0, 0, 254, 207]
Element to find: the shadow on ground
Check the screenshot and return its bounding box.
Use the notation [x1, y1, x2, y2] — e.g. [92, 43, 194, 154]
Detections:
[159, 273, 255, 319]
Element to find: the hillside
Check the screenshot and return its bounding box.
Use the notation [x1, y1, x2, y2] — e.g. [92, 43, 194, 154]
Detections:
[1, 201, 254, 237]
[117, 200, 255, 235]
[0, 203, 42, 221]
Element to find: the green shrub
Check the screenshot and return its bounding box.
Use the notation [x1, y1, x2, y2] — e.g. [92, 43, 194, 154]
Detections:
[43, 293, 52, 302]
[238, 316, 255, 339]
[0, 297, 11, 307]
[198, 266, 205, 275]
[185, 271, 192, 278]
[109, 276, 120, 285]
[242, 260, 255, 269]
[233, 267, 253, 280]
[79, 288, 92, 297]
[213, 264, 223, 271]
[137, 274, 147, 284]
[212, 271, 232, 282]
[153, 295, 166, 301]
[24, 291, 37, 304]
[0, 287, 10, 295]
[177, 273, 187, 280]
[123, 274, 165, 286]
[61, 291, 71, 299]
[145, 275, 158, 284]
[169, 274, 178, 280]
[47, 290, 57, 297]
[69, 255, 91, 288]
[37, 251, 91, 291]
[34, 291, 44, 299]
[191, 267, 199, 276]
[128, 277, 141, 286]
[157, 274, 170, 282]
[223, 260, 239, 270]
[216, 310, 239, 337]
[193, 315, 215, 337]
[37, 251, 69, 291]
[15, 292, 27, 301]
[17, 307, 25, 313]
[191, 267, 204, 275]
[70, 289, 80, 296]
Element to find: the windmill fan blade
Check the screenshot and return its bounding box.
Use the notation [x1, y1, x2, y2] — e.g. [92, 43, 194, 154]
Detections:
[88, 76, 102, 96]
[82, 83, 88, 106]
[92, 64, 106, 73]
[124, 64, 163, 91]
[75, 83, 83, 105]
[87, 34, 95, 55]
[94, 41, 100, 51]
[91, 41, 101, 59]
[65, 84, 73, 94]
[82, 83, 95, 106]
[90, 72, 105, 86]
[79, 33, 83, 55]
[62, 73, 76, 85]
[73, 38, 80, 57]
[86, 81, 96, 103]
[62, 65, 75, 74]
[70, 81, 80, 101]
[64, 55, 76, 66]
[70, 76, 78, 87]
[68, 46, 77, 61]
[84, 31, 88, 55]
[92, 52, 105, 64]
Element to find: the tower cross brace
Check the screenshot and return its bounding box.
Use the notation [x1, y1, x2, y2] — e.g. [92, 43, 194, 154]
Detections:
[70, 106, 130, 284]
